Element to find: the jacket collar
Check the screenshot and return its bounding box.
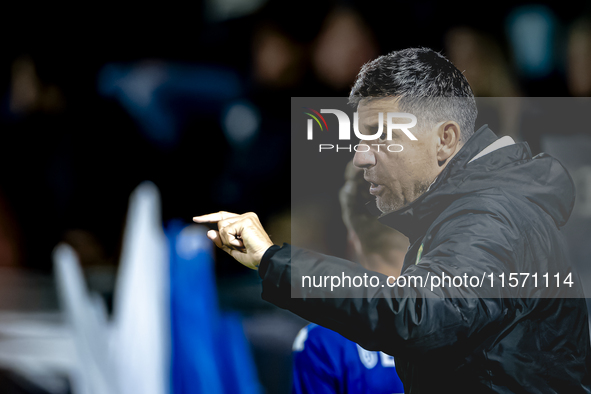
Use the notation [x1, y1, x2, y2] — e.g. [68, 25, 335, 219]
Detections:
[370, 125, 500, 242]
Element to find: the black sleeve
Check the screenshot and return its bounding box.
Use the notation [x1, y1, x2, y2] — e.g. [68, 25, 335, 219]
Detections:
[258, 210, 521, 359]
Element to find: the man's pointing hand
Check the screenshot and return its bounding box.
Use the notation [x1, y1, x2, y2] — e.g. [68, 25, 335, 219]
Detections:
[193, 211, 274, 270]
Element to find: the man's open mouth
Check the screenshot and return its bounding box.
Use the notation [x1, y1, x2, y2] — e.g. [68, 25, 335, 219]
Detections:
[369, 182, 383, 195]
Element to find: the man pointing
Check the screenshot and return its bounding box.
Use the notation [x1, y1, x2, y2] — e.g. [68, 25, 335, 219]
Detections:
[194, 48, 590, 393]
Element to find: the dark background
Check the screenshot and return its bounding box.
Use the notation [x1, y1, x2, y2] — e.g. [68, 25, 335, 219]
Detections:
[1, 0, 590, 271]
[1, 1, 591, 393]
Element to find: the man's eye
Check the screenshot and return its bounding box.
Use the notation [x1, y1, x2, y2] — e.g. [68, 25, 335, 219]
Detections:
[378, 131, 388, 141]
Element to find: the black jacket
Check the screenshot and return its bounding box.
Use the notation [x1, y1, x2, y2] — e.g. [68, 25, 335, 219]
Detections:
[259, 126, 591, 393]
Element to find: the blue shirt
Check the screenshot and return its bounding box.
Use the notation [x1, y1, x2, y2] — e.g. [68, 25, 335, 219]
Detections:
[292, 324, 404, 394]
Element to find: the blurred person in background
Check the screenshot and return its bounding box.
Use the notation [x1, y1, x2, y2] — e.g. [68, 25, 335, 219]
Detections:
[311, 7, 379, 96]
[444, 27, 520, 98]
[567, 15, 591, 97]
[444, 26, 523, 142]
[338, 162, 408, 278]
[292, 161, 407, 394]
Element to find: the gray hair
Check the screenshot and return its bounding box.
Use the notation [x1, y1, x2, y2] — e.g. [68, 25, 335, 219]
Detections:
[349, 47, 478, 143]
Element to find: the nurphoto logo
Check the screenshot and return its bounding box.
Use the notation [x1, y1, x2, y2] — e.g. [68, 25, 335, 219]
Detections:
[303, 107, 418, 152]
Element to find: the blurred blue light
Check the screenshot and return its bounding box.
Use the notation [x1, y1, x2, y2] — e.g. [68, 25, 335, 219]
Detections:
[506, 5, 557, 79]
[222, 101, 260, 148]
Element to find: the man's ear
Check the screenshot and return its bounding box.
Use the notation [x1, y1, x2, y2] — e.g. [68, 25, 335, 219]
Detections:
[436, 121, 461, 166]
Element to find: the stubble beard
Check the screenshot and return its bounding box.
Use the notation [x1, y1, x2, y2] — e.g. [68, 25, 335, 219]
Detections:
[376, 179, 432, 214]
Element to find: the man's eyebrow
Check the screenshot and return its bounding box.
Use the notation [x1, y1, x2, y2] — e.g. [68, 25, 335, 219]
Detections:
[365, 121, 387, 129]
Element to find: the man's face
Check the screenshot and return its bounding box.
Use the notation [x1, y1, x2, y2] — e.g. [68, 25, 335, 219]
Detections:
[353, 97, 441, 213]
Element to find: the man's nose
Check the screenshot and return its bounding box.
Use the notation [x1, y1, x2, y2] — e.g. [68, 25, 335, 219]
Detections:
[353, 145, 376, 169]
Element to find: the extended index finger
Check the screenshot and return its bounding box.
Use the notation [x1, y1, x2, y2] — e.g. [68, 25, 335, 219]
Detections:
[193, 211, 239, 223]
